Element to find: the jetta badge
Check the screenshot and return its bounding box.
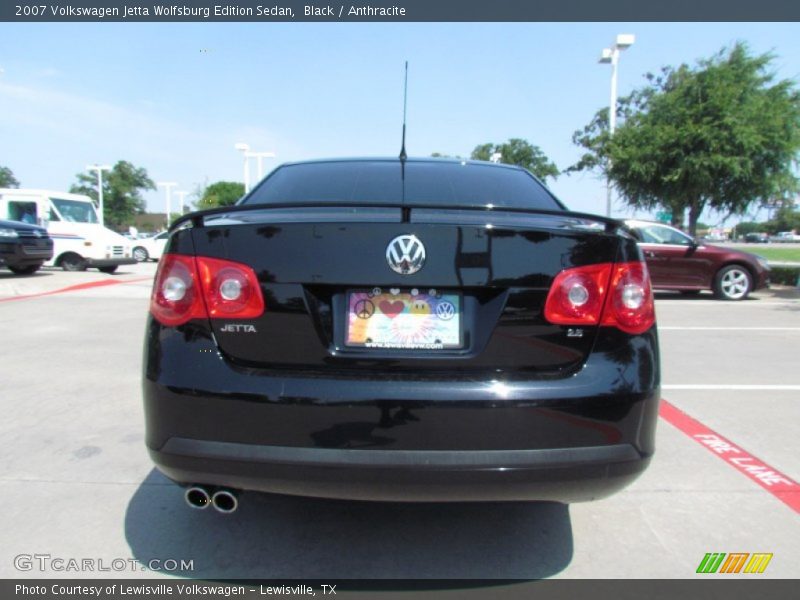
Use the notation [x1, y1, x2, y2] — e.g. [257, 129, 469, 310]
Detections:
[386, 235, 426, 275]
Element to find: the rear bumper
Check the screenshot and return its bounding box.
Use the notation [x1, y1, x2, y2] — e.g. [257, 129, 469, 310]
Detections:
[144, 322, 660, 502]
[151, 439, 649, 502]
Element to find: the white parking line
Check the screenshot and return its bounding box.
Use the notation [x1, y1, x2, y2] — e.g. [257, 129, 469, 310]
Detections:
[657, 301, 798, 307]
[659, 327, 800, 331]
[663, 384, 800, 391]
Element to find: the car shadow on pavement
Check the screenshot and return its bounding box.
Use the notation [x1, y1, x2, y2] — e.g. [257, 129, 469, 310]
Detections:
[124, 469, 574, 581]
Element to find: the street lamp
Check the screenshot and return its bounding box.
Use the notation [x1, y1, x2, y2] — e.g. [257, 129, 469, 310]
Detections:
[156, 181, 177, 228]
[174, 190, 188, 215]
[86, 164, 111, 227]
[599, 33, 635, 217]
[235, 142, 276, 192]
[250, 151, 276, 181]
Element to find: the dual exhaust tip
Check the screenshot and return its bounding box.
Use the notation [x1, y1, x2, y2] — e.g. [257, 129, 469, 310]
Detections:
[184, 486, 239, 514]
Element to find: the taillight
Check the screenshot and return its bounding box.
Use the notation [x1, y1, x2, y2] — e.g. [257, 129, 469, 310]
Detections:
[150, 254, 206, 327]
[195, 256, 264, 319]
[150, 254, 264, 326]
[600, 262, 655, 334]
[544, 263, 612, 326]
[544, 261, 655, 334]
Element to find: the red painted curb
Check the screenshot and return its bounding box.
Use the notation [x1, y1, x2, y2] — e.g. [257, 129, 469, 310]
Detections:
[660, 399, 800, 514]
[0, 276, 152, 303]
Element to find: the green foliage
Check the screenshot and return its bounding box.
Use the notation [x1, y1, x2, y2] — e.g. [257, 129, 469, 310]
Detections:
[470, 138, 559, 181]
[0, 165, 20, 188]
[195, 181, 245, 210]
[732, 246, 800, 262]
[70, 161, 155, 229]
[735, 206, 800, 236]
[773, 205, 800, 232]
[767, 266, 800, 286]
[734, 221, 767, 236]
[569, 42, 800, 235]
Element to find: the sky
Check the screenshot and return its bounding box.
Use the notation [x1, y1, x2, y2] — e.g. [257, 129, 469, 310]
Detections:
[1, 21, 799, 224]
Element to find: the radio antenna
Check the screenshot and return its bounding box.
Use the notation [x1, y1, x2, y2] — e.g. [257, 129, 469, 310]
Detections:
[399, 61, 408, 162]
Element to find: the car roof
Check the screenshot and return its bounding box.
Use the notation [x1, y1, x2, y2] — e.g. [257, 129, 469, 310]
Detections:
[0, 218, 46, 231]
[624, 219, 680, 228]
[276, 156, 529, 173]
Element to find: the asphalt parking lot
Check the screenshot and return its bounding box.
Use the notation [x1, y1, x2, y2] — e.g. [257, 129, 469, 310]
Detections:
[1, 262, 798, 580]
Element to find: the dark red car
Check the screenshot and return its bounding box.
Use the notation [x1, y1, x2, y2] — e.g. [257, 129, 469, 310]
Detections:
[624, 220, 770, 300]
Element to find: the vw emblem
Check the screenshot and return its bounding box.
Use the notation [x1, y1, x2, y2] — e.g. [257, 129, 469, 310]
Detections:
[435, 301, 455, 321]
[386, 234, 426, 275]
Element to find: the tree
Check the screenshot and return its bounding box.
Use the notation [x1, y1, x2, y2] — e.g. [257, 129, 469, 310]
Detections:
[569, 43, 800, 235]
[0, 166, 20, 188]
[70, 160, 155, 229]
[471, 138, 559, 181]
[772, 204, 800, 233]
[194, 181, 245, 210]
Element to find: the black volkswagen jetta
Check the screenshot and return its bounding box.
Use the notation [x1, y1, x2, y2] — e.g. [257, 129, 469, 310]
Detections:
[143, 158, 660, 512]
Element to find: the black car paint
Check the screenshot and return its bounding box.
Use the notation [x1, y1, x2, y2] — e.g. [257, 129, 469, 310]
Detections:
[143, 159, 660, 503]
[0, 219, 53, 273]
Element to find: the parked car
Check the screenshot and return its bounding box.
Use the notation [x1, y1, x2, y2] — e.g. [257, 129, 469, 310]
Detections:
[143, 158, 661, 512]
[624, 220, 769, 300]
[0, 218, 53, 275]
[743, 232, 770, 244]
[0, 188, 136, 273]
[771, 231, 800, 243]
[132, 231, 169, 262]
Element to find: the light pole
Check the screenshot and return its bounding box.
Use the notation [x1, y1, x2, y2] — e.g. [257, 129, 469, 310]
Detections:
[599, 33, 635, 217]
[235, 142, 276, 192]
[86, 164, 111, 227]
[250, 151, 276, 182]
[174, 190, 188, 215]
[157, 181, 177, 228]
[234, 142, 251, 193]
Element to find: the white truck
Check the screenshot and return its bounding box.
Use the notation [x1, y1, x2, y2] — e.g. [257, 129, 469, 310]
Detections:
[0, 188, 136, 273]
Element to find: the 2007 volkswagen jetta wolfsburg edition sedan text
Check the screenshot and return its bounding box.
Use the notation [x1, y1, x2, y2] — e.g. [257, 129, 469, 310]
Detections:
[143, 158, 660, 512]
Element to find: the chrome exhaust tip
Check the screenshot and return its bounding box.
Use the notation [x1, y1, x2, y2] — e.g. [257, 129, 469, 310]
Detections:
[211, 489, 239, 514]
[184, 486, 211, 510]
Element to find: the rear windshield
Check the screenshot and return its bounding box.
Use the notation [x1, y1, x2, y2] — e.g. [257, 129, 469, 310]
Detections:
[243, 161, 563, 210]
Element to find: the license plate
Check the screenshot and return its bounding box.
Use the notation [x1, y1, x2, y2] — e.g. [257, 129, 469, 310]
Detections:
[345, 288, 462, 350]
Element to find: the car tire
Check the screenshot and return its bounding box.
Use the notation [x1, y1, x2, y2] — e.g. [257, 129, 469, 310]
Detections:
[98, 266, 118, 274]
[59, 253, 87, 272]
[133, 246, 149, 262]
[714, 265, 752, 301]
[8, 264, 40, 275]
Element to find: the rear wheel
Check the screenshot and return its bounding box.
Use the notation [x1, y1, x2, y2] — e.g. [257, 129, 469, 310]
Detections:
[8, 264, 40, 275]
[98, 266, 118, 274]
[59, 253, 87, 272]
[133, 246, 149, 262]
[714, 265, 752, 301]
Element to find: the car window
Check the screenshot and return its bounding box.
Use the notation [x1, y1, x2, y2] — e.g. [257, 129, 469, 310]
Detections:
[244, 161, 563, 210]
[156, 233, 169, 240]
[636, 224, 693, 246]
[50, 198, 99, 224]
